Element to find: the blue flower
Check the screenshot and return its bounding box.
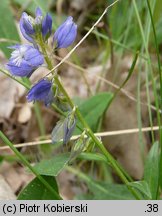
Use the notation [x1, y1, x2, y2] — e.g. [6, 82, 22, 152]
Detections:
[7, 44, 44, 77]
[20, 7, 52, 42]
[26, 79, 54, 106]
[53, 16, 77, 49]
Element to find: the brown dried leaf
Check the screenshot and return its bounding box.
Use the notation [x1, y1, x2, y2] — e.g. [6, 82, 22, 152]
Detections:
[0, 74, 25, 119]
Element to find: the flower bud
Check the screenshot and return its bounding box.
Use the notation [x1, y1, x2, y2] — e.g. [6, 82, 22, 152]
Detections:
[63, 113, 76, 145]
[20, 12, 35, 42]
[53, 16, 77, 49]
[52, 109, 76, 145]
[20, 7, 52, 42]
[42, 14, 52, 39]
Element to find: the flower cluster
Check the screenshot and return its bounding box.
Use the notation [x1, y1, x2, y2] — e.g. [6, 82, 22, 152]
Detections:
[7, 7, 77, 105]
[7, 7, 78, 145]
[20, 7, 52, 43]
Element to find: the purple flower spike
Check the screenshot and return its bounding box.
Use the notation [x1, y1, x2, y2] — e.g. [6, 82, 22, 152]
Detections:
[53, 16, 77, 49]
[26, 79, 54, 106]
[7, 45, 44, 77]
[19, 7, 52, 42]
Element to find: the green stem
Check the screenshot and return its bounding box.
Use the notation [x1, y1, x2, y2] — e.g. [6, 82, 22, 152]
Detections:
[133, 0, 161, 197]
[39, 35, 53, 71]
[0, 131, 62, 200]
[33, 102, 46, 136]
[39, 42, 141, 200]
[0, 68, 30, 89]
[146, 0, 162, 193]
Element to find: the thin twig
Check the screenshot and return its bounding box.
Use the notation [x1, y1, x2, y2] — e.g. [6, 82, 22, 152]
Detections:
[53, 55, 160, 113]
[0, 126, 159, 150]
[44, 0, 120, 77]
[0, 38, 19, 43]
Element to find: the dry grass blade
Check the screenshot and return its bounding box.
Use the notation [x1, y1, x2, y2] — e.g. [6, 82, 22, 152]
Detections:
[0, 126, 159, 150]
[53, 55, 160, 113]
[44, 0, 121, 77]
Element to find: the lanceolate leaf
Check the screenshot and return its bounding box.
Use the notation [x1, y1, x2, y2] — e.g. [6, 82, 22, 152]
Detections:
[74, 92, 113, 134]
[0, 0, 20, 58]
[33, 153, 70, 176]
[12, 0, 50, 14]
[18, 175, 59, 200]
[88, 181, 134, 200]
[128, 181, 152, 199]
[144, 142, 159, 199]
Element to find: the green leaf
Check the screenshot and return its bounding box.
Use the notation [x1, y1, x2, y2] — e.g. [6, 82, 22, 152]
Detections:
[153, 0, 162, 23]
[33, 153, 70, 176]
[127, 181, 152, 199]
[74, 92, 113, 134]
[0, 0, 20, 58]
[144, 142, 159, 199]
[78, 152, 107, 163]
[18, 175, 59, 200]
[67, 167, 133, 200]
[89, 181, 134, 200]
[12, 0, 52, 14]
[12, 0, 59, 27]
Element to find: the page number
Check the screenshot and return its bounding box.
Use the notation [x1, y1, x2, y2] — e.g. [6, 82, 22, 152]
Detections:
[145, 204, 158, 213]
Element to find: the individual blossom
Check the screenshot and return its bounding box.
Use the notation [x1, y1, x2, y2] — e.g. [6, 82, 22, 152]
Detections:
[20, 7, 52, 42]
[7, 44, 44, 77]
[53, 16, 77, 49]
[26, 79, 54, 106]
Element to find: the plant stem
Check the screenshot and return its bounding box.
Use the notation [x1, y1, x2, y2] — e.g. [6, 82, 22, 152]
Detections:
[0, 131, 62, 200]
[39, 35, 53, 71]
[133, 0, 161, 197]
[33, 102, 46, 136]
[39, 43, 141, 200]
[0, 68, 30, 89]
[146, 0, 162, 193]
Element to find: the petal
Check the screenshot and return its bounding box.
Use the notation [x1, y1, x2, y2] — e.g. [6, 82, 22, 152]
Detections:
[53, 16, 77, 48]
[23, 19, 34, 35]
[24, 46, 44, 66]
[35, 7, 42, 17]
[7, 60, 34, 77]
[26, 79, 53, 105]
[20, 13, 34, 42]
[58, 23, 77, 48]
[42, 13, 52, 37]
[8, 44, 21, 50]
[44, 89, 54, 106]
